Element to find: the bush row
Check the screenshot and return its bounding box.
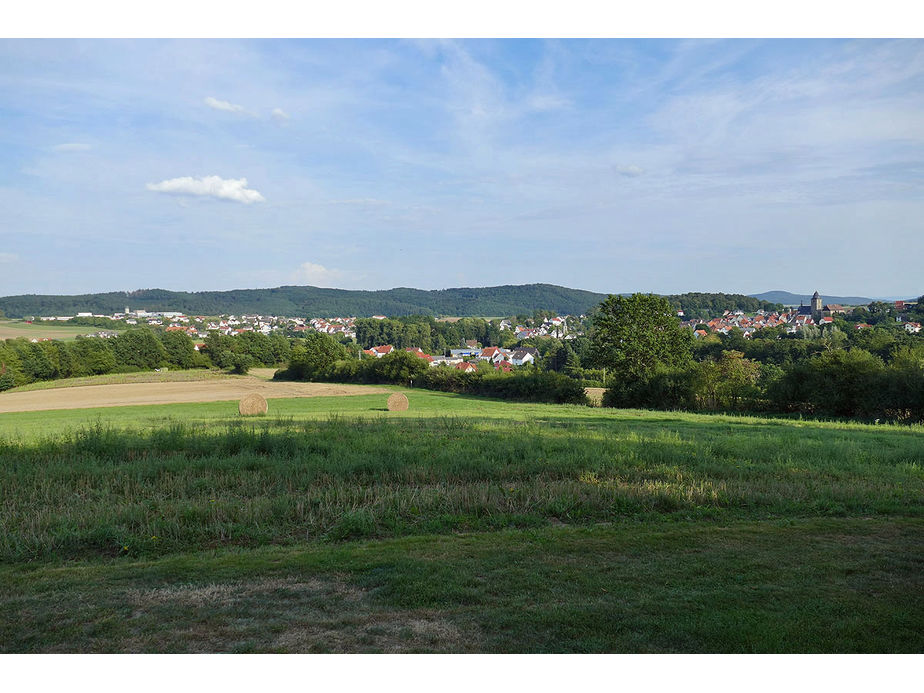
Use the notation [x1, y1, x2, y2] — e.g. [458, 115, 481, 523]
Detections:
[604, 347, 924, 423]
[276, 348, 588, 405]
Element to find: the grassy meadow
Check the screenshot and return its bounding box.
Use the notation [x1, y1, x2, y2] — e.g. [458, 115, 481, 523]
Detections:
[0, 318, 116, 341]
[2, 367, 262, 394]
[1, 383, 922, 652]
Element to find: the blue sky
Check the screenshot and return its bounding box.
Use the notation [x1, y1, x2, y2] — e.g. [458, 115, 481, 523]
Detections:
[1, 38, 922, 298]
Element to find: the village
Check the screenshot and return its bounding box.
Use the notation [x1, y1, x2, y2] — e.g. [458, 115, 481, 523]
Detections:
[25, 293, 921, 368]
[681, 293, 922, 338]
[28, 308, 582, 369]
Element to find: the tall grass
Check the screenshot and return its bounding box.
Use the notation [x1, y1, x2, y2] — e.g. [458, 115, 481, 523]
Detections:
[1, 414, 921, 562]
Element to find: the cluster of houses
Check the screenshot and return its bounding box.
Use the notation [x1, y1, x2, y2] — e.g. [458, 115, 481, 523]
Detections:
[33, 309, 579, 341]
[498, 316, 573, 340]
[683, 292, 921, 338]
[682, 309, 837, 338]
[362, 343, 540, 371]
[290, 317, 356, 340]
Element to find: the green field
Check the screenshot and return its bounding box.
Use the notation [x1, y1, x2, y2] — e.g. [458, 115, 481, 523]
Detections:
[0, 318, 119, 341]
[1, 385, 922, 652]
[3, 367, 266, 394]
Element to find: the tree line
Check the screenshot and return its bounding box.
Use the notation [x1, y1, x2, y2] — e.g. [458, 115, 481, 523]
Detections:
[273, 333, 587, 405]
[0, 329, 292, 391]
[590, 294, 924, 423]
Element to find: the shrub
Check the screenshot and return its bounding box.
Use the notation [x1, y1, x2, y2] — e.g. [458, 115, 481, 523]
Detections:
[0, 370, 15, 392]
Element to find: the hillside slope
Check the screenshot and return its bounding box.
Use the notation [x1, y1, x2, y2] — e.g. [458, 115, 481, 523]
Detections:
[749, 290, 877, 306]
[0, 284, 783, 319]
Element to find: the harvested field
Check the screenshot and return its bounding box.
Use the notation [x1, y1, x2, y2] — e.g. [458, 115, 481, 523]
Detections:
[0, 378, 387, 413]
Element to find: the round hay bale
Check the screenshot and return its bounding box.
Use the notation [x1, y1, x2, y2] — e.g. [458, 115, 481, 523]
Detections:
[386, 393, 409, 411]
[239, 393, 268, 416]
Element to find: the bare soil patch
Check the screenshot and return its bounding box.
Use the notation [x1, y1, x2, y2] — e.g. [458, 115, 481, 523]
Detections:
[0, 378, 387, 413]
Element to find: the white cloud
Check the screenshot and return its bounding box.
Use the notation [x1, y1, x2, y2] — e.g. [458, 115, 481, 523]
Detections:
[271, 108, 290, 121]
[292, 261, 344, 288]
[146, 176, 265, 204]
[614, 164, 644, 177]
[204, 96, 246, 113]
[0, 252, 19, 263]
[52, 143, 91, 152]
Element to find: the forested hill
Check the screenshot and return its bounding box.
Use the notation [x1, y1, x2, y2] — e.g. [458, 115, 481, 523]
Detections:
[0, 284, 782, 319]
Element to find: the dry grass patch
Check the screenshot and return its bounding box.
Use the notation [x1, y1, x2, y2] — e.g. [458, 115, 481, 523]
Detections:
[123, 575, 477, 653]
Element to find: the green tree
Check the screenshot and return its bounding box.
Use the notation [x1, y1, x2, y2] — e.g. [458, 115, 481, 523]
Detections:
[160, 331, 198, 369]
[219, 351, 254, 375]
[70, 337, 117, 375]
[282, 332, 348, 381]
[112, 329, 167, 370]
[563, 349, 581, 377]
[697, 350, 762, 410]
[376, 350, 429, 385]
[0, 362, 14, 391]
[590, 293, 693, 382]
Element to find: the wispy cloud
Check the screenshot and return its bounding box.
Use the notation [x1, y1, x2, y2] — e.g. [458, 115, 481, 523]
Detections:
[52, 143, 91, 152]
[326, 198, 390, 207]
[271, 107, 290, 121]
[0, 252, 19, 263]
[204, 96, 246, 113]
[146, 176, 265, 204]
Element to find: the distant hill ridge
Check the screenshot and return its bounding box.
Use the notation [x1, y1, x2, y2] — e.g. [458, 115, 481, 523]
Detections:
[0, 284, 783, 319]
[748, 290, 879, 306]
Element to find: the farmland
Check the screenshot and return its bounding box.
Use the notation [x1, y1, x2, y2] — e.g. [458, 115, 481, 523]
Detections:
[0, 375, 384, 413]
[0, 376, 922, 652]
[0, 319, 117, 341]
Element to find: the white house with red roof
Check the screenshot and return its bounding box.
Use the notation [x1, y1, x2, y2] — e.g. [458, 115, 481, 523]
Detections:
[365, 344, 394, 358]
[478, 346, 512, 363]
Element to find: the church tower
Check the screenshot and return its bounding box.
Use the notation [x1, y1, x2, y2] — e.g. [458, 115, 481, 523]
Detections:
[811, 291, 822, 320]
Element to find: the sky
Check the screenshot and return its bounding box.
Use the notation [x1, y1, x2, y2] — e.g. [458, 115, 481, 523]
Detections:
[1, 38, 923, 298]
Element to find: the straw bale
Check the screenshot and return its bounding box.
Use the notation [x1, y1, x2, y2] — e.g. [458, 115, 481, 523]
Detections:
[386, 393, 409, 411]
[239, 392, 268, 415]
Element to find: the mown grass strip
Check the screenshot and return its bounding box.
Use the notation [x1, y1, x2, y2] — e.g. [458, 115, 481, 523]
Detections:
[2, 517, 920, 653]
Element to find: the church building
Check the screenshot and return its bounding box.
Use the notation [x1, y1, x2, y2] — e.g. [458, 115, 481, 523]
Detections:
[797, 291, 823, 321]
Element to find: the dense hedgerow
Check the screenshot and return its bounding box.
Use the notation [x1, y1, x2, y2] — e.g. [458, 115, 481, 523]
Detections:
[603, 348, 924, 423]
[275, 349, 588, 405]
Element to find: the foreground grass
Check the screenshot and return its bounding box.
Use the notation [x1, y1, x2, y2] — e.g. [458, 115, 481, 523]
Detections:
[2, 517, 920, 652]
[2, 407, 921, 562]
[1, 391, 921, 651]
